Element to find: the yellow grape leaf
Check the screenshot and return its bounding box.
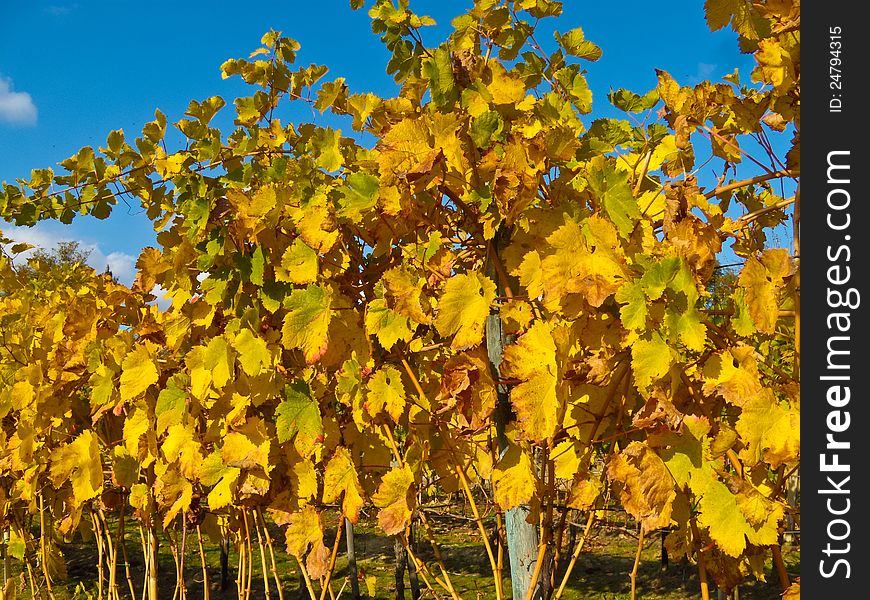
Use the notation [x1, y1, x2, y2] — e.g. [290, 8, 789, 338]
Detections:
[365, 365, 406, 422]
[652, 415, 713, 489]
[155, 376, 187, 435]
[607, 442, 675, 530]
[382, 267, 431, 325]
[492, 443, 537, 510]
[246, 185, 279, 218]
[162, 423, 204, 479]
[365, 575, 378, 597]
[701, 346, 763, 407]
[275, 383, 323, 457]
[753, 39, 796, 92]
[552, 439, 583, 481]
[154, 150, 186, 177]
[372, 465, 415, 535]
[365, 298, 415, 350]
[488, 62, 526, 105]
[120, 345, 159, 401]
[111, 446, 139, 489]
[294, 203, 339, 253]
[203, 336, 234, 389]
[275, 239, 319, 285]
[540, 217, 625, 310]
[49, 430, 103, 506]
[186, 337, 234, 398]
[735, 391, 799, 468]
[435, 273, 496, 350]
[782, 582, 800, 599]
[155, 466, 193, 528]
[567, 475, 602, 510]
[199, 451, 240, 511]
[135, 246, 170, 293]
[631, 333, 673, 389]
[10, 380, 35, 410]
[499, 298, 534, 334]
[737, 248, 794, 334]
[323, 446, 365, 523]
[696, 479, 758, 557]
[123, 405, 152, 458]
[231, 329, 272, 377]
[312, 127, 344, 172]
[501, 321, 559, 442]
[284, 504, 324, 557]
[222, 424, 270, 471]
[291, 459, 318, 502]
[281, 284, 333, 364]
[376, 118, 435, 186]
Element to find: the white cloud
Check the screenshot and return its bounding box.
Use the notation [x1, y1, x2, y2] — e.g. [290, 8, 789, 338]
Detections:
[104, 251, 137, 284]
[0, 76, 38, 127]
[1, 224, 138, 287]
[687, 62, 717, 85]
[43, 4, 78, 17]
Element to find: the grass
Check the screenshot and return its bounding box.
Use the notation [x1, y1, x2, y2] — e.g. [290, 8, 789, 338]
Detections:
[2, 509, 799, 600]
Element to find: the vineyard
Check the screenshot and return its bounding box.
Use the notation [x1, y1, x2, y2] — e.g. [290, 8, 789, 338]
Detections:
[0, 1, 800, 599]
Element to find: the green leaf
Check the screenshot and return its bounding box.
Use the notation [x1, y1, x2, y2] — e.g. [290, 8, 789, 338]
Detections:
[281, 284, 333, 364]
[631, 333, 672, 388]
[615, 280, 647, 331]
[586, 158, 640, 239]
[422, 48, 457, 108]
[554, 66, 592, 113]
[337, 171, 380, 221]
[312, 127, 344, 172]
[608, 88, 659, 113]
[156, 376, 188, 434]
[275, 239, 319, 285]
[276, 383, 323, 457]
[470, 111, 503, 149]
[231, 329, 272, 377]
[555, 27, 602, 61]
[365, 298, 415, 350]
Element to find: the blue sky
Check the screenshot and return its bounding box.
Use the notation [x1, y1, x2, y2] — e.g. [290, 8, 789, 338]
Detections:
[0, 0, 764, 285]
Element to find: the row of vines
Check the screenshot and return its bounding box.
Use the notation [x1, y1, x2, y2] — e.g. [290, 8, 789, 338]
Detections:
[0, 0, 800, 598]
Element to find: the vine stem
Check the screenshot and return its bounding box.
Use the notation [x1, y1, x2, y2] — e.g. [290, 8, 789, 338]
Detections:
[195, 524, 210, 600]
[415, 502, 463, 599]
[257, 508, 286, 600]
[244, 510, 254, 600]
[403, 542, 445, 600]
[295, 556, 318, 600]
[38, 494, 57, 600]
[629, 526, 645, 600]
[553, 511, 595, 600]
[317, 520, 344, 600]
[252, 509, 272, 600]
[119, 502, 138, 600]
[690, 518, 711, 600]
[704, 169, 795, 199]
[92, 511, 106, 600]
[771, 545, 791, 591]
[400, 357, 500, 598]
[793, 183, 800, 373]
[731, 196, 795, 229]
